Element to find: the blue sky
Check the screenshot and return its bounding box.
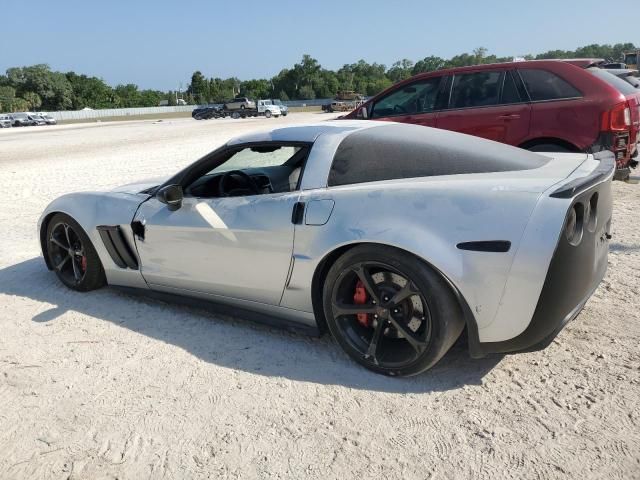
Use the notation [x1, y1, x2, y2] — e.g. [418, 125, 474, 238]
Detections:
[1, 0, 636, 90]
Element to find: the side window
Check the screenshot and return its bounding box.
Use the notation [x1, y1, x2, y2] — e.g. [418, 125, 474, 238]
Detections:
[518, 69, 581, 101]
[185, 144, 309, 198]
[450, 71, 502, 109]
[501, 71, 522, 104]
[371, 77, 442, 118]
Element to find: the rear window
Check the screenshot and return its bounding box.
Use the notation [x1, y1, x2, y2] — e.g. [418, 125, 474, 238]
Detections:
[518, 69, 581, 101]
[587, 67, 639, 95]
[450, 71, 502, 108]
[327, 124, 549, 187]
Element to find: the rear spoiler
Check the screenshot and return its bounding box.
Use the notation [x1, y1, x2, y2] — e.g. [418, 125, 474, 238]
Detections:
[550, 151, 615, 198]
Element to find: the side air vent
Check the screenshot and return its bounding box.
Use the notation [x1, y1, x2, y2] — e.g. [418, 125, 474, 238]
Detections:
[97, 225, 139, 269]
[456, 240, 511, 253]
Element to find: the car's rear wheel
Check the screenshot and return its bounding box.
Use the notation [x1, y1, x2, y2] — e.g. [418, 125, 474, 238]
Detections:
[323, 245, 465, 376]
[526, 143, 573, 153]
[46, 213, 106, 292]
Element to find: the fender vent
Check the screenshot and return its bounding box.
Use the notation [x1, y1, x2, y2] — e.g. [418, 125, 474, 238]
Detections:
[457, 241, 511, 253]
[97, 225, 139, 269]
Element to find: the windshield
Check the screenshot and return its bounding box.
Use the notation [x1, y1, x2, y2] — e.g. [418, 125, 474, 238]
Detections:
[273, 99, 283, 105]
[625, 54, 638, 64]
[589, 68, 638, 96]
[13, 113, 27, 119]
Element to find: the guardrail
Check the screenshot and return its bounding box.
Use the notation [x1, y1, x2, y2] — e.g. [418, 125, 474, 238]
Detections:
[47, 105, 196, 121]
[43, 98, 338, 121]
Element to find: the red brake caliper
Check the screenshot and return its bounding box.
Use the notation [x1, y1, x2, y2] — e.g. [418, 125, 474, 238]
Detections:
[80, 256, 87, 272]
[354, 280, 370, 327]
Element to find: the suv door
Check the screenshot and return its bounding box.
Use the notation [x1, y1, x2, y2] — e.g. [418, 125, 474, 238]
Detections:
[436, 70, 531, 145]
[369, 76, 445, 127]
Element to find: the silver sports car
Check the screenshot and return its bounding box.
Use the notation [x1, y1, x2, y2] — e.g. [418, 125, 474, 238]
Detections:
[39, 121, 614, 376]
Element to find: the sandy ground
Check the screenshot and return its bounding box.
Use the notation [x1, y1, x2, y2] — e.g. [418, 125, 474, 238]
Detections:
[0, 113, 639, 479]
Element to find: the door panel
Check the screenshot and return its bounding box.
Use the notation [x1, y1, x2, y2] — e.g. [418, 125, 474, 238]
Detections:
[436, 103, 531, 144]
[436, 70, 531, 145]
[134, 193, 299, 305]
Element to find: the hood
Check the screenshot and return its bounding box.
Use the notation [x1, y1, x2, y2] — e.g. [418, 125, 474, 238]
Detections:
[111, 177, 166, 194]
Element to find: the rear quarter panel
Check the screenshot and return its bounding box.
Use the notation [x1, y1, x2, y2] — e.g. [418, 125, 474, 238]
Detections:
[282, 177, 547, 332]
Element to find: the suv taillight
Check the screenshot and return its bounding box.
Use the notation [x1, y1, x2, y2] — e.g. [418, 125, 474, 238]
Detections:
[602, 102, 631, 132]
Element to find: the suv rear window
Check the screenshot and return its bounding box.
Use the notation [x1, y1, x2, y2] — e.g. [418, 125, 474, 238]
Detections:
[587, 67, 639, 95]
[450, 71, 502, 108]
[518, 69, 581, 101]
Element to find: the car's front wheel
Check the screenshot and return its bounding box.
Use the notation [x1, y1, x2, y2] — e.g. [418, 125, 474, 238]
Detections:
[46, 213, 106, 292]
[323, 245, 465, 376]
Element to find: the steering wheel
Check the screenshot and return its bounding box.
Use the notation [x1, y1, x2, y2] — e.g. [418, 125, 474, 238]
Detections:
[219, 170, 261, 197]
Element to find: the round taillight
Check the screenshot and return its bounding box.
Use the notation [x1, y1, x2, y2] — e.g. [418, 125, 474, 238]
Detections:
[565, 203, 584, 246]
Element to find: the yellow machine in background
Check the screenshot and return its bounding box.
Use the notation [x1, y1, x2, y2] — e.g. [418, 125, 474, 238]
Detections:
[624, 50, 639, 69]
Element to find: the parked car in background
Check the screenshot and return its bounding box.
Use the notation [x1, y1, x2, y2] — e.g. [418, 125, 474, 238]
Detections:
[0, 115, 11, 128]
[35, 112, 57, 125]
[270, 99, 288, 116]
[27, 113, 47, 126]
[192, 105, 223, 120]
[10, 112, 37, 127]
[344, 59, 640, 180]
[602, 62, 626, 69]
[323, 91, 366, 112]
[605, 69, 640, 89]
[223, 97, 256, 111]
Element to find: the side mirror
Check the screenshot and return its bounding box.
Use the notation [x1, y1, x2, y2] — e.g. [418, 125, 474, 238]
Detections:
[156, 184, 183, 211]
[356, 106, 369, 119]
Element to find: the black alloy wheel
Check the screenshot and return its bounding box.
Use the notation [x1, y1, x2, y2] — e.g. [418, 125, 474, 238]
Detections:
[46, 213, 106, 291]
[323, 245, 464, 376]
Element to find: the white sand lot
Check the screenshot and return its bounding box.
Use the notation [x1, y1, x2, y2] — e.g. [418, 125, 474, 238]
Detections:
[0, 113, 638, 479]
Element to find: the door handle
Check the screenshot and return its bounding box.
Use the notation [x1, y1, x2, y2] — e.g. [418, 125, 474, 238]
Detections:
[498, 114, 520, 120]
[291, 201, 305, 224]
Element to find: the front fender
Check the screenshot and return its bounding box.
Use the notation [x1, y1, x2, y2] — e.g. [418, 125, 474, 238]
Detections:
[39, 191, 150, 289]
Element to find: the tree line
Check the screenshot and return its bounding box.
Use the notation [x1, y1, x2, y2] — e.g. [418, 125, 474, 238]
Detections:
[0, 43, 635, 112]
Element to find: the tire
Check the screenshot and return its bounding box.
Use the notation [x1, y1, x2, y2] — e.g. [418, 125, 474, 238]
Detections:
[45, 213, 106, 292]
[265, 110, 272, 118]
[526, 143, 573, 153]
[322, 245, 464, 376]
[232, 112, 240, 119]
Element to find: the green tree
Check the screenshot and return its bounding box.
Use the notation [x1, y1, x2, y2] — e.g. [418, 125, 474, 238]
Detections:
[241, 79, 271, 99]
[387, 59, 414, 83]
[0, 85, 16, 111]
[298, 84, 315, 99]
[412, 56, 446, 74]
[66, 72, 115, 109]
[22, 91, 42, 109]
[114, 84, 142, 107]
[140, 89, 164, 106]
[188, 71, 208, 103]
[6, 64, 73, 110]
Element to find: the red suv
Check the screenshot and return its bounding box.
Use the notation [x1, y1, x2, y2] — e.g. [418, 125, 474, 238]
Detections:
[344, 59, 639, 180]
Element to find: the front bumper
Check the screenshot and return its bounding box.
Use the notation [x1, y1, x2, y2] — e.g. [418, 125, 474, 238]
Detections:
[469, 156, 614, 357]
